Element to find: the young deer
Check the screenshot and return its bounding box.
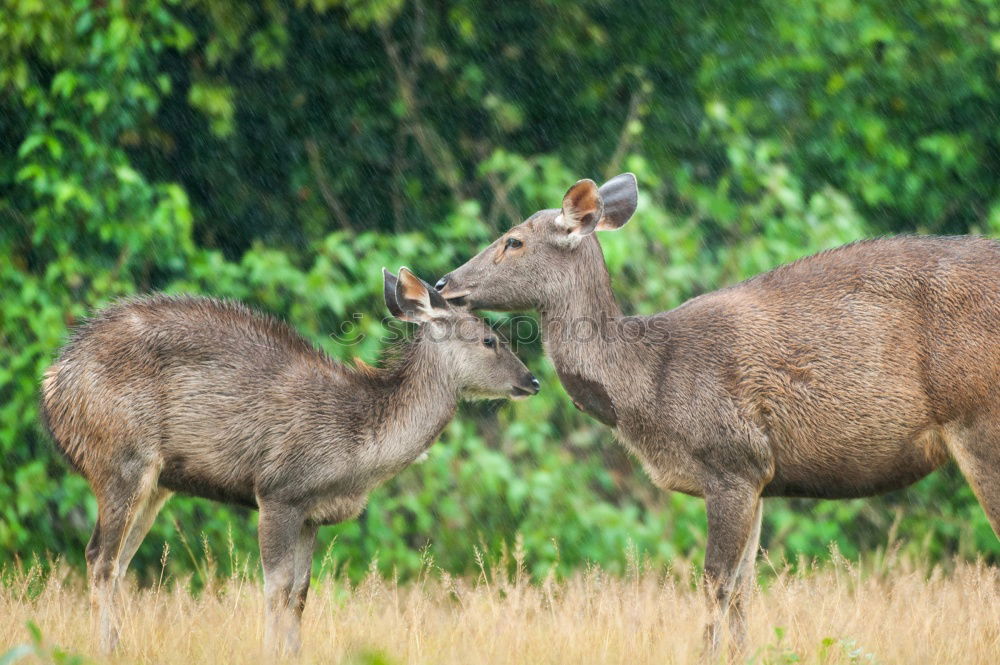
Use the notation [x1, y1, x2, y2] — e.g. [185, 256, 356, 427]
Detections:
[436, 174, 1000, 655]
[40, 268, 538, 654]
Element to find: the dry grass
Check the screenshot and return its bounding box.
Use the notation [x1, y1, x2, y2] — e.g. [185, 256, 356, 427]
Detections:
[2, 552, 999, 665]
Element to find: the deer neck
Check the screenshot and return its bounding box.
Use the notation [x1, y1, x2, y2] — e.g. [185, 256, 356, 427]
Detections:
[363, 340, 458, 467]
[538, 238, 629, 427]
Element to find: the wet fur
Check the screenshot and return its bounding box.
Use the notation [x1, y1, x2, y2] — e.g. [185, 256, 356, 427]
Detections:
[40, 291, 534, 654]
[42, 296, 438, 515]
[439, 175, 1000, 657]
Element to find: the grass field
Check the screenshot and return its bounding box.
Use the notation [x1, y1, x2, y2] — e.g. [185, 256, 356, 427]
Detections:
[2, 552, 998, 665]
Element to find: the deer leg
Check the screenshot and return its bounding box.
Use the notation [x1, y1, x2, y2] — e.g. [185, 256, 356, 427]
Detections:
[702, 482, 762, 662]
[291, 522, 318, 624]
[258, 501, 305, 656]
[116, 488, 172, 578]
[85, 523, 101, 573]
[90, 462, 161, 653]
[86, 522, 102, 641]
[948, 414, 1000, 538]
[726, 498, 763, 658]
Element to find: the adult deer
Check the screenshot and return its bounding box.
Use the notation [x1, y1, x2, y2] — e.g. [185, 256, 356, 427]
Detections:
[41, 268, 539, 654]
[436, 174, 1000, 654]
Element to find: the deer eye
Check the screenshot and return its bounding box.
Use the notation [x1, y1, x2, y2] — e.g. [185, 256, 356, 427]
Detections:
[483, 337, 497, 349]
[505, 237, 523, 250]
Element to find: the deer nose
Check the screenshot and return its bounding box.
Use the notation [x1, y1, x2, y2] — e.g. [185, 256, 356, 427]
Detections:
[435, 275, 449, 291]
[512, 373, 539, 399]
[526, 374, 540, 394]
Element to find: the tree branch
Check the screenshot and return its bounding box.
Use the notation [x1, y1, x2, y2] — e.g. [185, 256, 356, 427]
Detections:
[304, 138, 354, 232]
[379, 21, 466, 202]
[604, 81, 649, 180]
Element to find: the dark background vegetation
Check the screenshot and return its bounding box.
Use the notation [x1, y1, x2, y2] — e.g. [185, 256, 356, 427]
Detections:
[3, 0, 1000, 581]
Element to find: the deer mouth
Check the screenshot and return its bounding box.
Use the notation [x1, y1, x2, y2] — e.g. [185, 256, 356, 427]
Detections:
[510, 376, 540, 400]
[510, 387, 535, 400]
[437, 285, 472, 305]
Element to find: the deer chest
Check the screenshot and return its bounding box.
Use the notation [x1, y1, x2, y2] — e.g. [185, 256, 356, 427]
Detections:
[559, 370, 618, 427]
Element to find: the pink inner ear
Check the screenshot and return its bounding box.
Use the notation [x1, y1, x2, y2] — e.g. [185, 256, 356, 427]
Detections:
[564, 181, 602, 222]
[399, 274, 426, 302]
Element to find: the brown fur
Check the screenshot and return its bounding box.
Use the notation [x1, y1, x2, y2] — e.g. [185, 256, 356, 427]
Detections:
[41, 278, 537, 654]
[437, 174, 1000, 657]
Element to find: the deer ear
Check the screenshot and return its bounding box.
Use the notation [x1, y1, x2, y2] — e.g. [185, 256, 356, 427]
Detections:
[596, 173, 637, 231]
[382, 268, 404, 319]
[559, 179, 605, 237]
[394, 267, 449, 323]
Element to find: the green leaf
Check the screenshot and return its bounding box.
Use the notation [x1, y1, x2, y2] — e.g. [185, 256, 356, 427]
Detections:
[17, 134, 44, 158]
[0, 645, 33, 665]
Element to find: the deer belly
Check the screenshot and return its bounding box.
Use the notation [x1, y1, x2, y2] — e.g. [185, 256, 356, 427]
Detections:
[158, 432, 265, 508]
[159, 459, 259, 508]
[307, 494, 367, 525]
[763, 426, 950, 499]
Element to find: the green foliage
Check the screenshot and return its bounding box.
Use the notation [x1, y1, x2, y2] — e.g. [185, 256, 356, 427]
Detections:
[2, 0, 998, 584]
[342, 648, 400, 665]
[698, 0, 1000, 236]
[1, 622, 87, 665]
[749, 628, 881, 665]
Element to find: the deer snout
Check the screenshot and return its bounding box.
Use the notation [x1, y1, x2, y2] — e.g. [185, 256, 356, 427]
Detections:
[435, 273, 472, 303]
[511, 373, 540, 400]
